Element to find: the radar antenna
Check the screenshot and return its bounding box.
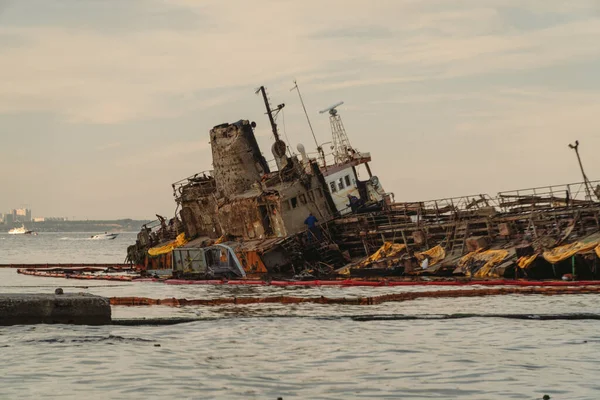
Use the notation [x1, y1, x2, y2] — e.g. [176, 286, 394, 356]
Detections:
[319, 101, 353, 164]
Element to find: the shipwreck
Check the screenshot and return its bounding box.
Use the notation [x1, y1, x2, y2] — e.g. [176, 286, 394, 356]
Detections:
[125, 85, 600, 283]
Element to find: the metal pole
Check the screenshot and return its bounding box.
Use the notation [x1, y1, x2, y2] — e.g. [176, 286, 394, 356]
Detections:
[568, 140, 593, 201]
[291, 80, 319, 149]
[257, 86, 280, 142]
[290, 80, 326, 165]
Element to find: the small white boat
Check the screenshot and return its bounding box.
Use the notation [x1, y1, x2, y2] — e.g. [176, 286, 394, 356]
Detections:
[8, 225, 34, 235]
[90, 232, 119, 240]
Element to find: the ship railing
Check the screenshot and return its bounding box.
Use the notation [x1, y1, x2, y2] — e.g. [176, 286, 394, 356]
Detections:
[140, 218, 181, 243]
[171, 170, 215, 199]
[390, 194, 498, 223]
[497, 180, 600, 212]
[304, 150, 335, 168]
[309, 150, 372, 170]
[265, 157, 279, 172]
[141, 219, 162, 232]
[266, 149, 370, 172]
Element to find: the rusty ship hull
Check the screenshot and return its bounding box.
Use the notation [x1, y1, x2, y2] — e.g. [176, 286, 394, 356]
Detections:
[122, 87, 600, 283]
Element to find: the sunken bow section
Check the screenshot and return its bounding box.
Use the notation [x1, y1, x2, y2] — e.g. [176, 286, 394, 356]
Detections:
[129, 119, 346, 278]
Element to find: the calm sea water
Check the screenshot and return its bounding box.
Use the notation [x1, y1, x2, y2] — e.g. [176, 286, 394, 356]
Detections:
[1, 233, 600, 399]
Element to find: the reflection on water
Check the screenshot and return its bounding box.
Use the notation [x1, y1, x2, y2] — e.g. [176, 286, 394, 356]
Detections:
[1, 234, 600, 399]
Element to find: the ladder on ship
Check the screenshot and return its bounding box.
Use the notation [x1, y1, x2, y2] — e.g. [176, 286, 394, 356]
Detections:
[280, 236, 304, 257]
[449, 222, 469, 257]
[314, 242, 346, 269]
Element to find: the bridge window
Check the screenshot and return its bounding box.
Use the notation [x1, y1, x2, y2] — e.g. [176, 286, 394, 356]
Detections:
[345, 175, 351, 187]
[338, 178, 344, 190]
[291, 197, 298, 209]
[329, 182, 337, 193]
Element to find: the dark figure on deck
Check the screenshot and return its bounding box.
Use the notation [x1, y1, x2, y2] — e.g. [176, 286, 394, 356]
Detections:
[304, 213, 321, 242]
[347, 194, 361, 213]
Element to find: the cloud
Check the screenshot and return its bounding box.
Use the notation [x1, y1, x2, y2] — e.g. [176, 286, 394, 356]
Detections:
[375, 85, 600, 199]
[1, 0, 600, 218]
[114, 139, 210, 168]
[96, 142, 121, 151]
[310, 26, 394, 40]
[0, 0, 597, 124]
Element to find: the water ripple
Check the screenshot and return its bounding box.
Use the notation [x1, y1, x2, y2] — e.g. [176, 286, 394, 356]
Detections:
[2, 238, 600, 399]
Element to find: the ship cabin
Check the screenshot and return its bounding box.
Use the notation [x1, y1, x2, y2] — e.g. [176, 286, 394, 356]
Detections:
[318, 150, 388, 216]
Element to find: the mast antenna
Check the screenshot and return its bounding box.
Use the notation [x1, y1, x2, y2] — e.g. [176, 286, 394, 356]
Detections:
[255, 86, 284, 142]
[319, 101, 353, 164]
[568, 140, 596, 201]
[290, 80, 318, 149]
[255, 86, 288, 169]
[290, 80, 325, 166]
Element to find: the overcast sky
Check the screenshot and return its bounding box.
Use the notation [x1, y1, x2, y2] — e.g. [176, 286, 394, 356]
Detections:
[1, 0, 599, 219]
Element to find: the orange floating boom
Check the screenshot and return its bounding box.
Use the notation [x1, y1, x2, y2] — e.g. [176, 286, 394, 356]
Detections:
[110, 286, 600, 307]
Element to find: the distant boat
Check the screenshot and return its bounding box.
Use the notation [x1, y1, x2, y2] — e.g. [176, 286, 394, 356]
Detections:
[8, 225, 34, 235]
[90, 232, 119, 240]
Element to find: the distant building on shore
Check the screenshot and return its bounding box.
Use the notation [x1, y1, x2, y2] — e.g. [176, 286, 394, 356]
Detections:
[0, 209, 72, 225]
[0, 208, 32, 224]
[44, 217, 67, 222]
[13, 208, 32, 222]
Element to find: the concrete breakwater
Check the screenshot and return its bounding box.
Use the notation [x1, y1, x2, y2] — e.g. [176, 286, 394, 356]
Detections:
[0, 292, 111, 326]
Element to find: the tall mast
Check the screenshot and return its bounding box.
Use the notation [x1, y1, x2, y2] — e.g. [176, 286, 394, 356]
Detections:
[290, 80, 326, 167]
[255, 86, 287, 169]
[257, 86, 281, 142]
[568, 140, 595, 201]
[290, 80, 318, 149]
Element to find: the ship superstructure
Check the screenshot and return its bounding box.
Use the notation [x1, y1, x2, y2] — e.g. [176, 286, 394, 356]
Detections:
[128, 86, 348, 277]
